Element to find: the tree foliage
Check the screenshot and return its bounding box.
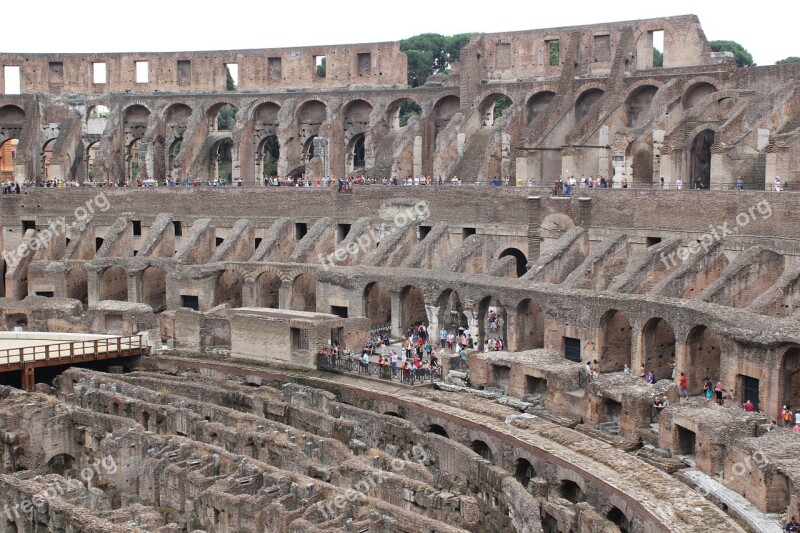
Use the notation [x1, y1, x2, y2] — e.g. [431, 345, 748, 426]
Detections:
[398, 99, 422, 127]
[709, 40, 755, 67]
[493, 95, 512, 120]
[777, 56, 800, 64]
[400, 33, 472, 87]
[217, 104, 238, 131]
[226, 66, 236, 90]
[316, 57, 326, 78]
[653, 48, 663, 68]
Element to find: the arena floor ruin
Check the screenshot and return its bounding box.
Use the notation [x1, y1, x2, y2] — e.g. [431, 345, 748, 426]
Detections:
[2, 13, 800, 533]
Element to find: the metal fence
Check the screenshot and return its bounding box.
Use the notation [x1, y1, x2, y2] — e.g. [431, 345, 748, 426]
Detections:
[317, 354, 442, 385]
[0, 335, 147, 369]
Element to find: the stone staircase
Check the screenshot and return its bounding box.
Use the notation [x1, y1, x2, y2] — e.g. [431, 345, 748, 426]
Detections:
[450, 129, 492, 182]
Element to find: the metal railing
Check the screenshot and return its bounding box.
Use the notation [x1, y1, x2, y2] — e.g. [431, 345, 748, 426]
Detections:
[316, 354, 442, 385]
[0, 335, 146, 369]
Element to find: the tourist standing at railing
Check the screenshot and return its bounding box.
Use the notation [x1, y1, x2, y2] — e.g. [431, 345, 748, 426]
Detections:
[675, 177, 683, 190]
[736, 176, 744, 191]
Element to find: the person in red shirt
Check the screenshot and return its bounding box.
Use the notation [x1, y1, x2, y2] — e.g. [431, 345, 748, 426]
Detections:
[679, 372, 689, 400]
[742, 399, 756, 412]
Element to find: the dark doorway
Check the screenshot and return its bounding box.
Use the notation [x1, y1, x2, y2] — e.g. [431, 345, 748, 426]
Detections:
[564, 337, 581, 362]
[676, 425, 696, 456]
[740, 375, 760, 411]
[690, 129, 714, 189]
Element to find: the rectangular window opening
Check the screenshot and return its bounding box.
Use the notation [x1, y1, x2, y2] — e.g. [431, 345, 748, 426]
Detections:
[593, 34, 611, 63]
[92, 62, 107, 84]
[462, 227, 476, 240]
[215, 237, 224, 247]
[291, 327, 309, 352]
[4, 66, 21, 94]
[268, 57, 282, 80]
[526, 376, 547, 394]
[357, 53, 371, 76]
[564, 337, 581, 362]
[225, 63, 238, 90]
[173, 221, 182, 236]
[547, 40, 560, 66]
[314, 55, 327, 78]
[48, 62, 64, 84]
[177, 60, 192, 84]
[331, 305, 348, 318]
[419, 225, 432, 241]
[181, 295, 199, 311]
[295, 222, 308, 240]
[95, 237, 104, 252]
[652, 30, 664, 68]
[132, 220, 142, 236]
[337, 223, 351, 242]
[35, 291, 54, 298]
[21, 220, 36, 232]
[135, 61, 149, 83]
[646, 237, 662, 247]
[254, 237, 262, 249]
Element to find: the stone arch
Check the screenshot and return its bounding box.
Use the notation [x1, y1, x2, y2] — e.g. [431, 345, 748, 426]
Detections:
[477, 93, 513, 127]
[498, 247, 528, 277]
[436, 288, 468, 334]
[85, 104, 109, 137]
[559, 479, 585, 503]
[433, 95, 460, 138]
[257, 135, 280, 179]
[289, 273, 316, 312]
[99, 266, 128, 302]
[346, 132, 366, 173]
[631, 145, 653, 186]
[86, 141, 100, 182]
[66, 265, 88, 305]
[514, 458, 536, 488]
[163, 102, 193, 122]
[682, 82, 718, 110]
[126, 138, 142, 183]
[210, 137, 234, 183]
[122, 104, 150, 146]
[207, 102, 238, 132]
[781, 347, 800, 409]
[477, 295, 507, 350]
[642, 317, 676, 381]
[296, 99, 327, 139]
[575, 88, 604, 122]
[686, 325, 722, 395]
[215, 270, 244, 308]
[140, 266, 167, 312]
[5, 313, 27, 330]
[400, 285, 427, 334]
[516, 298, 544, 350]
[46, 453, 76, 476]
[427, 424, 449, 438]
[41, 138, 57, 181]
[526, 90, 555, 126]
[471, 439, 492, 461]
[606, 507, 631, 532]
[631, 19, 679, 69]
[255, 270, 280, 308]
[363, 281, 391, 328]
[343, 99, 373, 135]
[386, 98, 421, 129]
[254, 102, 281, 180]
[690, 129, 714, 189]
[598, 310, 632, 372]
[0, 104, 25, 126]
[626, 85, 659, 127]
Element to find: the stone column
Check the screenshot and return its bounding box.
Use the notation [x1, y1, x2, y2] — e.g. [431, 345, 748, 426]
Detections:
[86, 265, 102, 305]
[503, 306, 519, 351]
[128, 267, 143, 304]
[413, 136, 423, 179]
[278, 279, 293, 309]
[242, 277, 256, 307]
[560, 147, 576, 178]
[765, 143, 788, 191]
[652, 130, 665, 183]
[598, 126, 610, 180]
[710, 143, 732, 190]
[515, 156, 529, 187]
[390, 291, 402, 339]
[464, 308, 479, 348]
[425, 305, 440, 339]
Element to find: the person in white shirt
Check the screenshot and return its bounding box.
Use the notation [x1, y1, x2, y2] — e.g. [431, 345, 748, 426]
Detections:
[675, 177, 683, 190]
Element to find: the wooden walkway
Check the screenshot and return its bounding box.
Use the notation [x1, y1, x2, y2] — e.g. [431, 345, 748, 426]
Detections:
[0, 335, 149, 389]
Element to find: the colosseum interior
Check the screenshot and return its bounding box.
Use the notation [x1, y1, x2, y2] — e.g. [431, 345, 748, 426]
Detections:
[1, 13, 800, 533]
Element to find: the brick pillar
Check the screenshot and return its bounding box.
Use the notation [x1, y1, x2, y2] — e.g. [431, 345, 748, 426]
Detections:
[390, 291, 402, 339]
[504, 306, 519, 351]
[242, 277, 256, 307]
[278, 279, 293, 309]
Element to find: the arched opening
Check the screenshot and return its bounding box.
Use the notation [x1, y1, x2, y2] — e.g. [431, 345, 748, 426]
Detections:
[599, 310, 632, 372]
[256, 271, 280, 308]
[383, 411, 404, 419]
[289, 273, 316, 312]
[258, 135, 280, 179]
[498, 248, 528, 278]
[86, 142, 100, 183]
[164, 103, 192, 173]
[559, 480, 584, 503]
[46, 453, 76, 476]
[477, 296, 507, 351]
[690, 129, 714, 189]
[683, 82, 717, 110]
[66, 266, 88, 305]
[631, 148, 653, 186]
[433, 96, 460, 139]
[626, 85, 658, 127]
[687, 325, 721, 395]
[347, 133, 366, 173]
[436, 289, 469, 338]
[514, 458, 536, 488]
[575, 88, 604, 122]
[212, 103, 238, 132]
[526, 91, 555, 126]
[140, 266, 167, 312]
[5, 313, 27, 331]
[427, 424, 449, 438]
[471, 440, 492, 461]
[122, 104, 150, 184]
[99, 266, 128, 301]
[86, 104, 110, 133]
[41, 138, 57, 181]
[400, 285, 427, 334]
[781, 348, 800, 410]
[517, 299, 544, 350]
[478, 93, 513, 127]
[607, 507, 630, 532]
[294, 100, 327, 176]
[302, 135, 318, 163]
[215, 270, 243, 308]
[0, 139, 20, 183]
[642, 317, 676, 381]
[387, 98, 421, 129]
[363, 282, 391, 329]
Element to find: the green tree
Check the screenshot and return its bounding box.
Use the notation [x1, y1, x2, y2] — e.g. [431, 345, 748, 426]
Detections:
[217, 104, 237, 131]
[316, 57, 326, 78]
[708, 40, 755, 67]
[400, 33, 472, 87]
[226, 66, 236, 90]
[653, 48, 663, 68]
[777, 56, 800, 64]
[493, 95, 512, 120]
[398, 99, 422, 127]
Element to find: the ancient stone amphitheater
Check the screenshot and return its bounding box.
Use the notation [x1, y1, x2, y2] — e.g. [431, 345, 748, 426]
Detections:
[1, 14, 799, 533]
